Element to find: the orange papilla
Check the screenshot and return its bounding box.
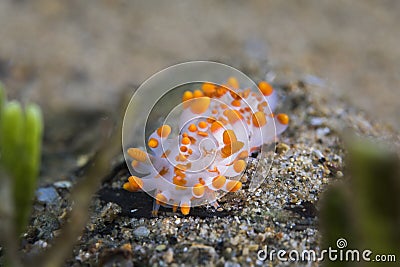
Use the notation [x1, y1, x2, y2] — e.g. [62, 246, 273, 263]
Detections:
[197, 131, 208, 137]
[174, 168, 186, 179]
[233, 159, 246, 173]
[201, 82, 216, 96]
[231, 99, 241, 107]
[276, 113, 289, 125]
[157, 125, 171, 138]
[131, 160, 139, 169]
[172, 204, 178, 212]
[212, 175, 226, 189]
[223, 129, 237, 145]
[182, 90, 193, 102]
[226, 180, 242, 192]
[188, 124, 197, 132]
[198, 121, 208, 129]
[215, 86, 227, 97]
[221, 141, 244, 158]
[127, 148, 147, 162]
[227, 76, 239, 89]
[148, 138, 159, 148]
[193, 90, 204, 98]
[224, 109, 243, 124]
[180, 203, 190, 215]
[156, 193, 168, 205]
[181, 136, 191, 145]
[210, 121, 224, 132]
[173, 175, 187, 187]
[252, 111, 267, 127]
[206, 117, 216, 123]
[258, 81, 274, 96]
[123, 176, 143, 192]
[193, 183, 205, 196]
[190, 97, 210, 114]
[237, 150, 249, 159]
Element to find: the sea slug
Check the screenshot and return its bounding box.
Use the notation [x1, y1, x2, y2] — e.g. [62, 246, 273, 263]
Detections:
[123, 77, 289, 215]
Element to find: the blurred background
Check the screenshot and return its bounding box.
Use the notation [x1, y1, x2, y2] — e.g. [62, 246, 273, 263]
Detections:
[0, 0, 399, 128]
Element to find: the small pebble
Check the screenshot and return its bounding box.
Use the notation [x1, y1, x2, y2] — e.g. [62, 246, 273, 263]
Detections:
[100, 202, 121, 223]
[163, 248, 174, 263]
[313, 149, 325, 159]
[35, 187, 59, 204]
[230, 236, 240, 246]
[276, 143, 290, 154]
[156, 244, 167, 251]
[310, 117, 325, 126]
[133, 226, 150, 238]
[316, 127, 330, 137]
[275, 232, 284, 240]
[33, 240, 48, 249]
[255, 233, 265, 243]
[77, 154, 90, 167]
[53, 180, 72, 189]
[224, 261, 241, 267]
[248, 244, 259, 251]
[188, 244, 217, 263]
[224, 247, 232, 258]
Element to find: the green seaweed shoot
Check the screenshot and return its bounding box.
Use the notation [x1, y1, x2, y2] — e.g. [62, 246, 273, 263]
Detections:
[0, 82, 43, 236]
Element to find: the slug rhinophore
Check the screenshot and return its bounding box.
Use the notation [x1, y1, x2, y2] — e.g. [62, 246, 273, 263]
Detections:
[123, 77, 289, 215]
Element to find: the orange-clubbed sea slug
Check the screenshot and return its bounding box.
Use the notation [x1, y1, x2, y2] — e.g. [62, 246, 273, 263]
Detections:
[123, 77, 289, 215]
